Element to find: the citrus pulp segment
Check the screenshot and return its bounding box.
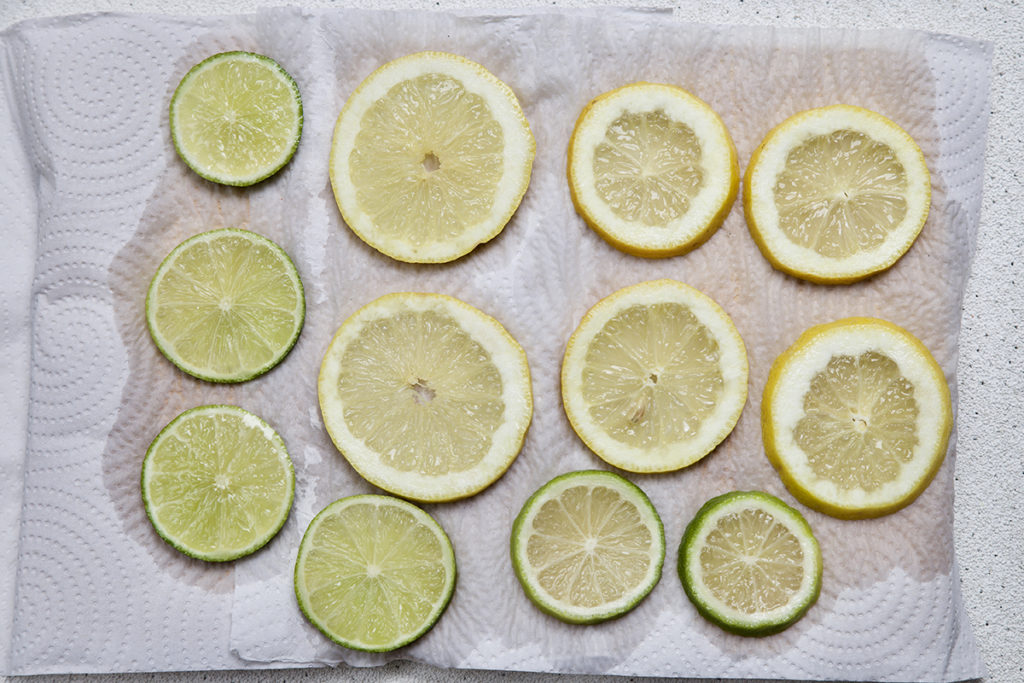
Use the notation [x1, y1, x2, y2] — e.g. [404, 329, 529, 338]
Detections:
[743, 104, 931, 283]
[511, 470, 665, 624]
[678, 490, 822, 636]
[294, 495, 456, 652]
[568, 82, 739, 257]
[141, 405, 295, 562]
[329, 51, 535, 263]
[762, 317, 952, 519]
[318, 292, 533, 502]
[561, 279, 748, 472]
[146, 228, 305, 383]
[170, 51, 303, 186]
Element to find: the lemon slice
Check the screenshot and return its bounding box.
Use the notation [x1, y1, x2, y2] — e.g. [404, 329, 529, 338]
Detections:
[146, 228, 305, 383]
[744, 105, 931, 283]
[294, 495, 456, 652]
[170, 51, 303, 186]
[329, 52, 535, 263]
[679, 490, 822, 636]
[561, 280, 748, 472]
[568, 83, 739, 257]
[762, 317, 952, 518]
[318, 292, 533, 502]
[141, 405, 295, 562]
[511, 470, 665, 624]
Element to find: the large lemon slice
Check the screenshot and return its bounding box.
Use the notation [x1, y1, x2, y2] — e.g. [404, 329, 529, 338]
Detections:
[762, 317, 952, 518]
[329, 52, 535, 263]
[568, 83, 739, 257]
[318, 293, 533, 502]
[744, 105, 931, 283]
[561, 280, 748, 472]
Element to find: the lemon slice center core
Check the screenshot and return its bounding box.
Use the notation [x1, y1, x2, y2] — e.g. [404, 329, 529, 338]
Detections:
[582, 302, 723, 447]
[337, 308, 505, 476]
[774, 130, 909, 258]
[349, 73, 505, 247]
[594, 110, 705, 226]
[795, 350, 919, 492]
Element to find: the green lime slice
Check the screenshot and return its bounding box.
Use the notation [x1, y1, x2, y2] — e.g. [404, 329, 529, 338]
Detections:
[141, 405, 295, 562]
[294, 495, 457, 652]
[146, 228, 305, 383]
[510, 470, 665, 624]
[170, 51, 303, 186]
[678, 490, 822, 636]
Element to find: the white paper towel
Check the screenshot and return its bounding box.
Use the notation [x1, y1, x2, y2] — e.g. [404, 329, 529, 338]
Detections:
[1, 7, 990, 680]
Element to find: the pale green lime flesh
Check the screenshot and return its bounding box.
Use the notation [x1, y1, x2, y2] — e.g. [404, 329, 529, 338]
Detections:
[170, 51, 303, 186]
[294, 495, 456, 652]
[141, 405, 295, 562]
[510, 470, 665, 624]
[145, 228, 305, 383]
[678, 491, 822, 636]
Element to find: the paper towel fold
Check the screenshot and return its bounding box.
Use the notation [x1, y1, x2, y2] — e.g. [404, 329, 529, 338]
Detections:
[2, 7, 990, 680]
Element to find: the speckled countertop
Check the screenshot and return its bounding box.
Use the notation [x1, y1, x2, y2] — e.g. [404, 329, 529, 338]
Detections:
[1, 2, 1020, 682]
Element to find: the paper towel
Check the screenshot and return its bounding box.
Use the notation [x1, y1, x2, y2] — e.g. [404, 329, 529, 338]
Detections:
[1, 7, 990, 680]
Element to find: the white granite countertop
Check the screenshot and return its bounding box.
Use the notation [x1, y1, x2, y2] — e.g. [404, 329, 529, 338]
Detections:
[1, 1, 1020, 682]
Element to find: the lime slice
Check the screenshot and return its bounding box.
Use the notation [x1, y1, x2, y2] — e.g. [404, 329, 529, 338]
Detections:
[146, 228, 305, 383]
[141, 405, 295, 562]
[762, 317, 952, 518]
[170, 51, 303, 186]
[294, 495, 456, 652]
[744, 105, 930, 283]
[318, 292, 532, 502]
[568, 82, 739, 257]
[511, 470, 665, 624]
[678, 491, 822, 636]
[329, 51, 535, 263]
[561, 279, 748, 472]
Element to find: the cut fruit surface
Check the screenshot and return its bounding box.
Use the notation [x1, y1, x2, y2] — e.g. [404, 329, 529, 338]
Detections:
[568, 82, 739, 257]
[329, 51, 535, 263]
[762, 317, 952, 518]
[561, 279, 748, 472]
[294, 495, 456, 652]
[141, 405, 295, 562]
[679, 490, 822, 636]
[744, 105, 930, 283]
[318, 292, 532, 502]
[146, 228, 305, 383]
[170, 51, 303, 186]
[511, 470, 665, 624]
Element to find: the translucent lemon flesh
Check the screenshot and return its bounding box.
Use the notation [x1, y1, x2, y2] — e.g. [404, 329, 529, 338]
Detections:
[795, 351, 918, 491]
[527, 483, 656, 608]
[336, 308, 504, 475]
[147, 229, 304, 382]
[171, 52, 302, 185]
[143, 406, 294, 562]
[295, 496, 455, 651]
[699, 506, 805, 614]
[349, 73, 504, 247]
[581, 302, 723, 448]
[593, 110, 704, 226]
[774, 130, 908, 258]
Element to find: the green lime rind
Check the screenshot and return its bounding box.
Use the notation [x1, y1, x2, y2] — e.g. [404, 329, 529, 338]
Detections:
[170, 51, 303, 186]
[511, 470, 665, 625]
[141, 404, 296, 563]
[294, 495, 457, 652]
[678, 490, 822, 637]
[145, 227, 305, 384]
